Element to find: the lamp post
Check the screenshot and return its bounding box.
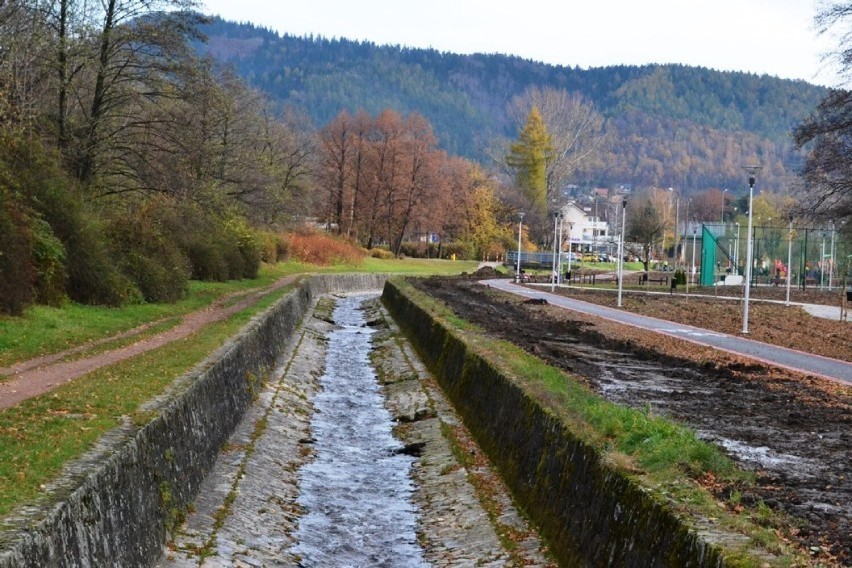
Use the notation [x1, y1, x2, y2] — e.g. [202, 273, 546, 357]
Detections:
[663, 187, 680, 266]
[617, 197, 627, 308]
[566, 221, 574, 282]
[670, 188, 679, 266]
[829, 222, 835, 290]
[742, 165, 762, 335]
[735, 222, 740, 272]
[515, 212, 525, 283]
[785, 215, 793, 306]
[691, 225, 697, 286]
[557, 214, 564, 284]
[551, 211, 561, 292]
[720, 188, 728, 225]
[592, 192, 598, 256]
[682, 198, 690, 265]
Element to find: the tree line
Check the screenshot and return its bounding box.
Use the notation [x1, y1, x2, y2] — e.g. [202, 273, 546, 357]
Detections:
[0, 1, 518, 317]
[0, 0, 314, 316]
[317, 108, 510, 258]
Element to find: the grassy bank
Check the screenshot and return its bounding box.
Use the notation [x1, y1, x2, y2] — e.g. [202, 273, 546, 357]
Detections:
[0, 281, 290, 518]
[390, 278, 806, 566]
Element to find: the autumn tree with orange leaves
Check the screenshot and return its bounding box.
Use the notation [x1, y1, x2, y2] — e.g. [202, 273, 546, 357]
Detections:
[317, 109, 508, 257]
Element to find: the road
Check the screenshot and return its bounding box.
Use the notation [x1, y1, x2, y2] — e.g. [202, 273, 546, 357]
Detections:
[484, 279, 852, 385]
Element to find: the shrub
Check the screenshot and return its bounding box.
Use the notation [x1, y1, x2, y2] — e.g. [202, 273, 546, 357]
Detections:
[184, 242, 224, 281]
[254, 230, 290, 263]
[255, 231, 279, 263]
[275, 234, 290, 261]
[370, 247, 395, 260]
[222, 239, 247, 280]
[65, 218, 141, 306]
[107, 206, 190, 303]
[288, 230, 364, 265]
[1, 134, 137, 306]
[30, 216, 66, 306]
[0, 186, 35, 315]
[224, 218, 261, 279]
[398, 241, 430, 258]
[442, 241, 474, 260]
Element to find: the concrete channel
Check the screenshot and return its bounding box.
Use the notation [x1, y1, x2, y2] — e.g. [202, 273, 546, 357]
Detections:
[156, 292, 553, 567]
[1, 275, 758, 566]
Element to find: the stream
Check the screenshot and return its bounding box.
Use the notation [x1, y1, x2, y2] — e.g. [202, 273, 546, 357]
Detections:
[289, 294, 427, 567]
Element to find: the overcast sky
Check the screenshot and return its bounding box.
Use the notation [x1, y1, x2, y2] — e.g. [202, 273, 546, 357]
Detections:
[200, 0, 843, 87]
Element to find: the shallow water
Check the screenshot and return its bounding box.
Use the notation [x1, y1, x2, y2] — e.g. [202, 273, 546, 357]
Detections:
[290, 294, 427, 567]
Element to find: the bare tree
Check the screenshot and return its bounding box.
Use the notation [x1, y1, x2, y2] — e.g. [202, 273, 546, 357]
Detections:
[37, 0, 206, 186]
[792, 2, 852, 234]
[625, 192, 667, 271]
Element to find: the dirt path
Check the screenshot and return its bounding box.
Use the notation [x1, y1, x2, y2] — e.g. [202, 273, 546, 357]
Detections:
[0, 275, 298, 410]
[412, 275, 851, 566]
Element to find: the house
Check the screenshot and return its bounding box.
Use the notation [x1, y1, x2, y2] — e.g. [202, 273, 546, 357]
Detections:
[559, 201, 610, 254]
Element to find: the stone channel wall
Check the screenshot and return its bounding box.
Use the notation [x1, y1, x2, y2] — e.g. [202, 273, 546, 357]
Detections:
[0, 274, 388, 568]
[382, 279, 728, 568]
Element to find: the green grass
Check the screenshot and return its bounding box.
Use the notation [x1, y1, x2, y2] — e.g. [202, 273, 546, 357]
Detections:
[0, 282, 292, 518]
[0, 258, 477, 369]
[0, 263, 295, 368]
[285, 256, 479, 275]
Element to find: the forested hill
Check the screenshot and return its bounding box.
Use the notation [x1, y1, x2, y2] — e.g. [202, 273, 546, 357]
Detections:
[196, 17, 827, 191]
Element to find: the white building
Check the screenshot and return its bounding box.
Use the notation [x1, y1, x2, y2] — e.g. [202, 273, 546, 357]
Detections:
[559, 202, 610, 254]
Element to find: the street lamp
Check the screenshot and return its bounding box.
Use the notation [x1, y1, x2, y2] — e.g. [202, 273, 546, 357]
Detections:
[691, 225, 697, 286]
[742, 165, 762, 335]
[551, 211, 561, 292]
[829, 221, 836, 290]
[735, 222, 740, 271]
[785, 215, 793, 307]
[682, 198, 691, 265]
[557, 214, 564, 284]
[516, 212, 525, 283]
[720, 188, 728, 225]
[617, 197, 627, 308]
[566, 221, 574, 282]
[669, 188, 679, 266]
[592, 192, 599, 256]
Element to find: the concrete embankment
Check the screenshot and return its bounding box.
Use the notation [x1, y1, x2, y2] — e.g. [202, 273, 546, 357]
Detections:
[0, 274, 389, 568]
[382, 278, 733, 567]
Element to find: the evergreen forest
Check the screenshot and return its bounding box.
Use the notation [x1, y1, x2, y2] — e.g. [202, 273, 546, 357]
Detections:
[197, 17, 827, 193]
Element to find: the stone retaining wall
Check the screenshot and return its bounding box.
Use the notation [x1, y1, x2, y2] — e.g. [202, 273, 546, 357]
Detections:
[382, 278, 729, 567]
[0, 274, 388, 568]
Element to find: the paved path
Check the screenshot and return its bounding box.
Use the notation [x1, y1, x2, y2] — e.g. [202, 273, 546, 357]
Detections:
[484, 279, 852, 385]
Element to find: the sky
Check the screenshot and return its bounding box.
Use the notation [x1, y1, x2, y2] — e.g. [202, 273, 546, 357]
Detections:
[200, 0, 844, 87]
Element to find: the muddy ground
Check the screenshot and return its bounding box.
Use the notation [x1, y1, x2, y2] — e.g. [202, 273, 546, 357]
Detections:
[411, 274, 851, 566]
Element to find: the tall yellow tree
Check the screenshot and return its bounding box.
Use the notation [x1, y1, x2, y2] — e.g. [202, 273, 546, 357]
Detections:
[506, 106, 553, 216]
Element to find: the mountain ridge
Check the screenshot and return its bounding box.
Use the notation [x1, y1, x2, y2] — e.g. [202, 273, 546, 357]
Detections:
[196, 17, 826, 192]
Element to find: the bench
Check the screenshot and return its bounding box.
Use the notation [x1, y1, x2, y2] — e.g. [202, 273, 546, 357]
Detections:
[638, 273, 668, 285]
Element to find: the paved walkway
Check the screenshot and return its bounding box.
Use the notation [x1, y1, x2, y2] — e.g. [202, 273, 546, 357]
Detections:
[484, 279, 852, 385]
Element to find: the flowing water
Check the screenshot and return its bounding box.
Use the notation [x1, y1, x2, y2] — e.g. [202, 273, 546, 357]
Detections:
[290, 294, 427, 567]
